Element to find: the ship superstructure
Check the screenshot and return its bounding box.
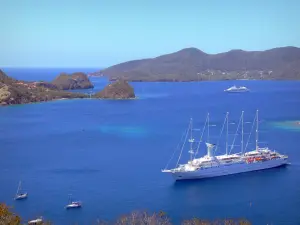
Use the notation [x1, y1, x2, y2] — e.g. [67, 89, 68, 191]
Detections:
[162, 110, 288, 180]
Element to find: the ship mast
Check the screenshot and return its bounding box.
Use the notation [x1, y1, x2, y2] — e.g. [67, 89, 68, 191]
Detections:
[229, 111, 243, 155]
[194, 114, 205, 159]
[175, 120, 191, 168]
[188, 118, 194, 161]
[207, 113, 210, 143]
[256, 110, 259, 150]
[241, 111, 244, 153]
[226, 112, 229, 155]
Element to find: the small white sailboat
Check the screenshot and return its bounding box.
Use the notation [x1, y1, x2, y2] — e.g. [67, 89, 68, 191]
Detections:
[28, 217, 43, 224]
[14, 181, 28, 200]
[65, 194, 82, 209]
[224, 85, 249, 92]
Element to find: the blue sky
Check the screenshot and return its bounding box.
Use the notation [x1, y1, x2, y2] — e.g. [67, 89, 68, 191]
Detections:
[1, 0, 299, 67]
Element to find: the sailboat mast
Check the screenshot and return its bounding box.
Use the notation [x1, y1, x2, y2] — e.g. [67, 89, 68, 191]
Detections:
[16, 181, 21, 195]
[241, 111, 244, 153]
[256, 110, 259, 150]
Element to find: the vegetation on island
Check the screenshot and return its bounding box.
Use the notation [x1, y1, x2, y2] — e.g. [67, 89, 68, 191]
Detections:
[0, 204, 21, 225]
[0, 203, 251, 225]
[92, 46, 300, 82]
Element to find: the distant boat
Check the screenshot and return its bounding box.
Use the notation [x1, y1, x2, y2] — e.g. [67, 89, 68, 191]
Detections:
[14, 181, 28, 200]
[28, 217, 43, 224]
[65, 194, 82, 209]
[224, 85, 249, 92]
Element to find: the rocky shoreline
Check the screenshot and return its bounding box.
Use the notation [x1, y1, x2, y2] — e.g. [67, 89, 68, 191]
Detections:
[0, 70, 136, 106]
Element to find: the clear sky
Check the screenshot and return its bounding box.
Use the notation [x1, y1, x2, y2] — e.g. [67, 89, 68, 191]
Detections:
[1, 0, 299, 67]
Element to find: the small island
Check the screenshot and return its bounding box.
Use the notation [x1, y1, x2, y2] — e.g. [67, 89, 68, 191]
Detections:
[52, 72, 94, 90]
[94, 80, 135, 99]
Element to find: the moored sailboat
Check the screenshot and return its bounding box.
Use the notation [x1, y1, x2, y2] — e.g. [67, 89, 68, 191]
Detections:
[65, 194, 82, 209]
[14, 181, 28, 200]
[28, 217, 43, 224]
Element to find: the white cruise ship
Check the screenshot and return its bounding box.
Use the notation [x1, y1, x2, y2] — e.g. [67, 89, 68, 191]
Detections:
[162, 110, 288, 180]
[224, 85, 249, 92]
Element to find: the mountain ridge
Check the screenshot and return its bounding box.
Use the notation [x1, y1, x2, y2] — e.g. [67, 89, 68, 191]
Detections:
[93, 46, 300, 81]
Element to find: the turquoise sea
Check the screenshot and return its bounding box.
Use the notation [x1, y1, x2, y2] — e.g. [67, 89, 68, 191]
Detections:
[1, 68, 300, 225]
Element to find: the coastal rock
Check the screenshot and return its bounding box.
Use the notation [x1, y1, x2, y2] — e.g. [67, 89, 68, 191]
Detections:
[52, 72, 94, 90]
[94, 80, 135, 99]
[0, 83, 11, 103]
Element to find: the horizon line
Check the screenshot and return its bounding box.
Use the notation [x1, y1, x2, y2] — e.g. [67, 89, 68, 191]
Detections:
[1, 66, 105, 69]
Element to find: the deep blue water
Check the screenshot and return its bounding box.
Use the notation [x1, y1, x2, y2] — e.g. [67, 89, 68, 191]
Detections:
[1, 68, 300, 225]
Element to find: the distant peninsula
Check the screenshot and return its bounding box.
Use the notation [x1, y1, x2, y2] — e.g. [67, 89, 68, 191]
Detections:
[0, 70, 87, 105]
[91, 46, 300, 81]
[0, 70, 135, 106]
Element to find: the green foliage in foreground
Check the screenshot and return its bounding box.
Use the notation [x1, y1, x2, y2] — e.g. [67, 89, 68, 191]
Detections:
[0, 203, 21, 225]
[0, 203, 251, 225]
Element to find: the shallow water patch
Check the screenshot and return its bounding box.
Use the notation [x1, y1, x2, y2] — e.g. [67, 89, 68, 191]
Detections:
[99, 125, 148, 137]
[269, 120, 300, 132]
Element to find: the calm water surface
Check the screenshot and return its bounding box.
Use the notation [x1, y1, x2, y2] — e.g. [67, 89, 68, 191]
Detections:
[0, 68, 300, 225]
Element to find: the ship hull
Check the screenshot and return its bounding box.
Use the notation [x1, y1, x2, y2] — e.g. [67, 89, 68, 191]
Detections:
[171, 158, 288, 180]
[224, 89, 249, 93]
